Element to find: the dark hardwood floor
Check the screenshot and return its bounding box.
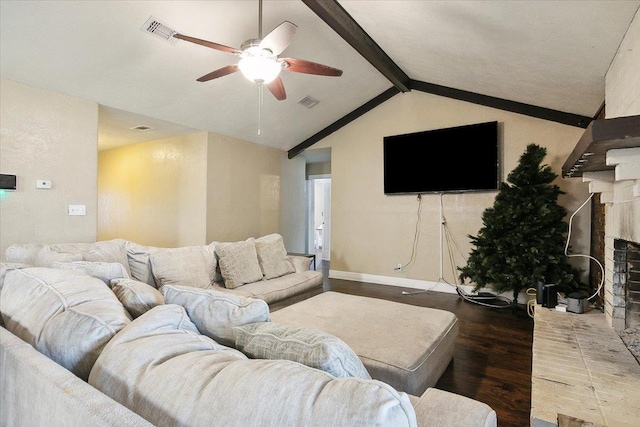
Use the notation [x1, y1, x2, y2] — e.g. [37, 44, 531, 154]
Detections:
[317, 257, 534, 427]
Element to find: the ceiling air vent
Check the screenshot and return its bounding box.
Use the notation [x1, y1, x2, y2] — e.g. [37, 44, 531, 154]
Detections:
[298, 96, 319, 109]
[141, 16, 178, 43]
[131, 125, 153, 131]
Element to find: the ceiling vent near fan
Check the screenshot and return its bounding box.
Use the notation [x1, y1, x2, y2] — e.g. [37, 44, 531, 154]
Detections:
[141, 16, 178, 43]
[298, 96, 320, 109]
[131, 125, 153, 131]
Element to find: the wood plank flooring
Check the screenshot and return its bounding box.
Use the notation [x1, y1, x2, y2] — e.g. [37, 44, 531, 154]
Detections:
[320, 259, 534, 427]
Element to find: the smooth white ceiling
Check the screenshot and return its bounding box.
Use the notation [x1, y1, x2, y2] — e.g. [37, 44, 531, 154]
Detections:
[1, 1, 638, 153]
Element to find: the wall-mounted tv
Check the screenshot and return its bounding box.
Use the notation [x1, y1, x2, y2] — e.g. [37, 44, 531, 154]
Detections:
[383, 121, 499, 195]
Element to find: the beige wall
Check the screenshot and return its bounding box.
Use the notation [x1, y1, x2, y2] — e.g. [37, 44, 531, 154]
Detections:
[206, 133, 287, 244]
[98, 133, 208, 247]
[0, 79, 98, 258]
[312, 91, 590, 288]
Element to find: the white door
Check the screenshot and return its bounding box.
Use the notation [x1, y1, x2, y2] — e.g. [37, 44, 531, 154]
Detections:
[322, 179, 331, 261]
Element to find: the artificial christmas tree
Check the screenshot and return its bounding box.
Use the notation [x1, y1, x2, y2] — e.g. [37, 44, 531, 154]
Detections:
[458, 143, 582, 314]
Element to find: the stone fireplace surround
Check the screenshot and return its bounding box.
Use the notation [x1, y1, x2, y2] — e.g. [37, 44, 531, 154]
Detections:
[530, 145, 640, 426]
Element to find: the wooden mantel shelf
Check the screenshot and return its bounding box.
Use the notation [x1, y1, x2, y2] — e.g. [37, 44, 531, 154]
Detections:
[562, 115, 640, 178]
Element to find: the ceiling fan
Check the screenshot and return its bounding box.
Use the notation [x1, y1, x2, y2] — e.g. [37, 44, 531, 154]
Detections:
[173, 0, 343, 101]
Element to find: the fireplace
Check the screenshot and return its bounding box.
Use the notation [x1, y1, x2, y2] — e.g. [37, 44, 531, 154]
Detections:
[613, 239, 640, 329]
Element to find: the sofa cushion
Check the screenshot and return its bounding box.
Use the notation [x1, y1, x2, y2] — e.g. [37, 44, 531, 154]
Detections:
[162, 285, 269, 346]
[254, 234, 295, 280]
[4, 243, 45, 265]
[211, 269, 323, 304]
[150, 245, 216, 289]
[53, 261, 129, 286]
[110, 278, 165, 319]
[0, 262, 31, 293]
[89, 304, 417, 427]
[215, 238, 263, 289]
[234, 322, 371, 379]
[77, 239, 132, 278]
[0, 267, 131, 380]
[34, 247, 83, 267]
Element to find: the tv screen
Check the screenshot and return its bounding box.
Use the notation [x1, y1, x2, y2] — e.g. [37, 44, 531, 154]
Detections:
[383, 121, 499, 194]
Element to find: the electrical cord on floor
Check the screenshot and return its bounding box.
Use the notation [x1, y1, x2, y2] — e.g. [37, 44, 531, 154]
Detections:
[526, 288, 537, 318]
[565, 193, 604, 302]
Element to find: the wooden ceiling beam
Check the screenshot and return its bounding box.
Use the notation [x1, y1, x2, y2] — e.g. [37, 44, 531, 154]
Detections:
[302, 0, 410, 93]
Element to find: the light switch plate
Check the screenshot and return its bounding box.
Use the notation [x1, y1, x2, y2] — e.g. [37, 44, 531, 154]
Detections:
[68, 204, 86, 216]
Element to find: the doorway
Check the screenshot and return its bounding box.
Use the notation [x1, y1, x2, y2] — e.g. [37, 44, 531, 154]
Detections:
[307, 175, 331, 263]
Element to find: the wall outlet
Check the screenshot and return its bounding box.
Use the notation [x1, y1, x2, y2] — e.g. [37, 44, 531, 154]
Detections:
[395, 263, 402, 271]
[35, 179, 52, 189]
[68, 204, 86, 216]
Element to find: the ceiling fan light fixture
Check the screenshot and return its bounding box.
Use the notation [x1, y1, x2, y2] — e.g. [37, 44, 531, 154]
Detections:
[238, 54, 281, 84]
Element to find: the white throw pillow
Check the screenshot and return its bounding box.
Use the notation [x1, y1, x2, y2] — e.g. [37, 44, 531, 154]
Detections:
[150, 245, 217, 290]
[110, 278, 165, 319]
[234, 322, 371, 379]
[254, 234, 295, 280]
[53, 261, 129, 286]
[162, 285, 270, 346]
[1, 267, 131, 380]
[215, 239, 263, 289]
[125, 242, 162, 287]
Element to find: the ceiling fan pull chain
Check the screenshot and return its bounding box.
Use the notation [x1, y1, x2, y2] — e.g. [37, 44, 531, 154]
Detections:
[258, 83, 263, 136]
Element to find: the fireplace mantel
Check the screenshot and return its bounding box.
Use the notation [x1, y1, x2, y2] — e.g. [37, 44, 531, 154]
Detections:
[562, 115, 640, 178]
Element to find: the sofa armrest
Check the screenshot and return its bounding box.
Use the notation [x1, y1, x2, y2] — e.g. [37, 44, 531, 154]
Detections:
[409, 388, 497, 427]
[287, 255, 311, 273]
[1, 327, 153, 427]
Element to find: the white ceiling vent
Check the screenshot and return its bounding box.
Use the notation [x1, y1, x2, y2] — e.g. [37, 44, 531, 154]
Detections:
[131, 125, 153, 131]
[141, 16, 178, 43]
[298, 96, 320, 109]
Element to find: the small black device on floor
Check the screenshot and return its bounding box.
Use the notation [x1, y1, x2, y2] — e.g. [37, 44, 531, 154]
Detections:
[536, 282, 557, 308]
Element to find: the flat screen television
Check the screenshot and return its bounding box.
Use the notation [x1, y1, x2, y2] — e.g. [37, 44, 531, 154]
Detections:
[383, 121, 499, 194]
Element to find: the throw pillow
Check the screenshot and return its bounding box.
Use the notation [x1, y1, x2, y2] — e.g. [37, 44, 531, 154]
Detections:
[215, 238, 263, 289]
[53, 261, 129, 286]
[110, 278, 165, 319]
[234, 322, 371, 379]
[1, 267, 131, 380]
[149, 245, 217, 290]
[162, 285, 270, 346]
[254, 233, 295, 280]
[125, 242, 162, 287]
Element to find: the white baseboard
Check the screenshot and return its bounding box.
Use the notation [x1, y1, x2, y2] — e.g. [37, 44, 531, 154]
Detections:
[328, 269, 476, 295]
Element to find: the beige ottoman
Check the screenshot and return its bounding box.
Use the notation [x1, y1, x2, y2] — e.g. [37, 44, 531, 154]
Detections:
[270, 291, 458, 396]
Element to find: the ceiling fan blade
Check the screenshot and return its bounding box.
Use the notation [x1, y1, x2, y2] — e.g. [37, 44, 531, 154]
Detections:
[259, 21, 298, 56]
[174, 33, 240, 55]
[281, 58, 343, 77]
[196, 64, 239, 82]
[266, 76, 286, 101]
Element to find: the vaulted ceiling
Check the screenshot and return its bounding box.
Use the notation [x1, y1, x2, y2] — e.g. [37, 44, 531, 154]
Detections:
[1, 1, 638, 157]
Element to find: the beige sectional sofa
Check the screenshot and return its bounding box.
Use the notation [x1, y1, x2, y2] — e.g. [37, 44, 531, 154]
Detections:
[0, 237, 498, 426]
[3, 235, 323, 309]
